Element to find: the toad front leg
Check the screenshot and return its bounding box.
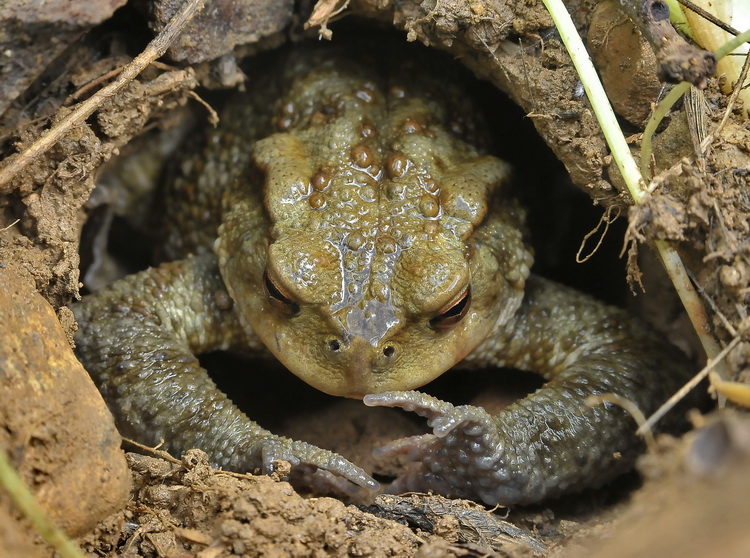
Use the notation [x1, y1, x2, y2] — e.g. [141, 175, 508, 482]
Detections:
[366, 276, 695, 505]
[73, 253, 377, 492]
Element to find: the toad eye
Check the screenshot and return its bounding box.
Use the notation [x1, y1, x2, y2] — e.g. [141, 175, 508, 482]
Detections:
[263, 271, 300, 317]
[429, 287, 471, 332]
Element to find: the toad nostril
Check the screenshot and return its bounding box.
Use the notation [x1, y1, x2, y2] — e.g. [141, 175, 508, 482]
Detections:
[383, 345, 395, 358]
[328, 339, 341, 352]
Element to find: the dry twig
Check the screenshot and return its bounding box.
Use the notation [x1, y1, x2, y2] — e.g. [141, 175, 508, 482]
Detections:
[637, 337, 741, 435]
[0, 0, 205, 194]
[124, 437, 182, 465]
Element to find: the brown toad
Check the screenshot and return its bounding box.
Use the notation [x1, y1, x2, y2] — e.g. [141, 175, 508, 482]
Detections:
[73, 46, 693, 505]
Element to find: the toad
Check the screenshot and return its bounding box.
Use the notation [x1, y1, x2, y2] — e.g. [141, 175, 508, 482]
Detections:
[73, 46, 693, 505]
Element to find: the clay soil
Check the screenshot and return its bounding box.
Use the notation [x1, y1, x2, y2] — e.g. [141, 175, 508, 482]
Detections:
[1, 1, 749, 557]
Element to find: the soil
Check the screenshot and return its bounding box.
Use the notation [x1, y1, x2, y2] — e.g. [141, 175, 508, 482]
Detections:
[1, 0, 749, 556]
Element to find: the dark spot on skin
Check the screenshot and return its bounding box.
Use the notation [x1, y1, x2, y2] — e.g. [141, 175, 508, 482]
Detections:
[277, 115, 298, 131]
[419, 195, 440, 218]
[309, 112, 326, 126]
[351, 144, 373, 168]
[312, 169, 331, 191]
[402, 119, 422, 134]
[386, 153, 409, 179]
[361, 120, 377, 138]
[309, 192, 326, 209]
[214, 289, 233, 310]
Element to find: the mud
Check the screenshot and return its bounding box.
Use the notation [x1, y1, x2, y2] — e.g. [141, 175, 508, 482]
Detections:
[0, 0, 128, 114]
[0, 0, 749, 556]
[0, 265, 130, 548]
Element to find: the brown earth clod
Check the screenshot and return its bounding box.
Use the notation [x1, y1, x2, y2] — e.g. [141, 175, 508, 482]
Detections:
[0, 264, 130, 538]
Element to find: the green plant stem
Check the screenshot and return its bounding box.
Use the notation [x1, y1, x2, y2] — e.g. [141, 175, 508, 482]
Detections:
[0, 449, 86, 558]
[541, 0, 647, 201]
[654, 239, 724, 365]
[641, 27, 750, 178]
[715, 27, 750, 58]
[667, 0, 692, 39]
[540, 0, 727, 385]
[640, 82, 690, 179]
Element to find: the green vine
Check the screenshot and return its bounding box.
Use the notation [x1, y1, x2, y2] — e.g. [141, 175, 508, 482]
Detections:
[641, 27, 750, 179]
[540, 0, 732, 403]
